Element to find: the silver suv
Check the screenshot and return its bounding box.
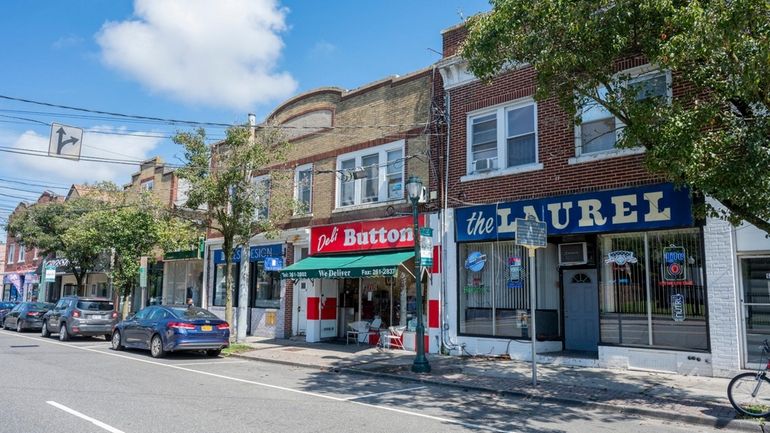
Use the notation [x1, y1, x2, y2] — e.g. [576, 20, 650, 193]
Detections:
[41, 296, 118, 341]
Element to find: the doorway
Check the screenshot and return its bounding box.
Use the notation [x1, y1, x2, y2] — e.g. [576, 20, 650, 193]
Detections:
[563, 269, 599, 351]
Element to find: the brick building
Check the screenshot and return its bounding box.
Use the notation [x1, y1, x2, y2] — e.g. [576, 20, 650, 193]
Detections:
[433, 22, 739, 376]
[2, 191, 62, 302]
[123, 157, 204, 310]
[204, 69, 438, 344]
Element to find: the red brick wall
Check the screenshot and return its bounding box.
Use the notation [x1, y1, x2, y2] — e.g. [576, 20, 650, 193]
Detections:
[442, 25, 468, 57]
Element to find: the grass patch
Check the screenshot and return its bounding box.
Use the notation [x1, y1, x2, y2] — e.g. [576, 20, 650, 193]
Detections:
[222, 343, 254, 357]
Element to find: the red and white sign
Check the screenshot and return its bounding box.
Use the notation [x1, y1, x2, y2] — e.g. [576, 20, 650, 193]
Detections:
[311, 216, 425, 255]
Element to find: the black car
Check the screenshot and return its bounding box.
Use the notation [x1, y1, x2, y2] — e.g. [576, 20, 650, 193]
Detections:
[42, 296, 118, 341]
[0, 302, 16, 323]
[2, 302, 53, 332]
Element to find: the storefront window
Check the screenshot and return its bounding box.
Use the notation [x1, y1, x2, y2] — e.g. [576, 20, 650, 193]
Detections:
[249, 262, 280, 308]
[741, 257, 770, 365]
[458, 241, 540, 338]
[213, 263, 239, 307]
[599, 228, 707, 351]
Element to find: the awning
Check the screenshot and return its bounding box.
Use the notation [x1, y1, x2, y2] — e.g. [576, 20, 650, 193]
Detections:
[280, 251, 414, 279]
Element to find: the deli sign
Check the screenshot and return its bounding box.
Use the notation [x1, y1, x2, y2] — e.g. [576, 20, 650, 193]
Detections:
[311, 216, 425, 255]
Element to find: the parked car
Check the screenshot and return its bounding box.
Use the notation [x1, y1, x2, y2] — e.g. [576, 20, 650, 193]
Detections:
[0, 301, 17, 323]
[111, 305, 229, 358]
[41, 296, 118, 341]
[2, 302, 53, 332]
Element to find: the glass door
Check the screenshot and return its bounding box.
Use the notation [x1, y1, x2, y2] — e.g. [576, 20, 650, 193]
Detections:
[741, 257, 770, 367]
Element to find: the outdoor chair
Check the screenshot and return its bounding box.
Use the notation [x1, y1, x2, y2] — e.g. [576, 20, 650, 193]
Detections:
[346, 321, 370, 345]
[379, 325, 406, 350]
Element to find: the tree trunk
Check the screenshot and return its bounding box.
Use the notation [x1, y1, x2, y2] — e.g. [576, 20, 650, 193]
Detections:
[223, 237, 234, 343]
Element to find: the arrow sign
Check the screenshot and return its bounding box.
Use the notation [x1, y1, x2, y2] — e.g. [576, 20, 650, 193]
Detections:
[48, 123, 83, 160]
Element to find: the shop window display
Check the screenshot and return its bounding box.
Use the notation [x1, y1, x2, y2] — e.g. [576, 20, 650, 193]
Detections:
[599, 228, 707, 351]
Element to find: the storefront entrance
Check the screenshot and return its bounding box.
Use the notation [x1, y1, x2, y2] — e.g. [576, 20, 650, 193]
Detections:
[563, 269, 599, 351]
[740, 257, 770, 368]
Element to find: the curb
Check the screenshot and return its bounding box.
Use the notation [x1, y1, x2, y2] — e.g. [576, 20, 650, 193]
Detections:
[231, 352, 761, 432]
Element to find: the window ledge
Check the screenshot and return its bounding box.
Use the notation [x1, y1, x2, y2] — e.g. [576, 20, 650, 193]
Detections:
[568, 147, 645, 165]
[333, 198, 406, 213]
[461, 163, 544, 183]
[291, 213, 313, 220]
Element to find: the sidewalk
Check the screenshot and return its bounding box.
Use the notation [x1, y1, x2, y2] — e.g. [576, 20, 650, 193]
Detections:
[235, 337, 760, 432]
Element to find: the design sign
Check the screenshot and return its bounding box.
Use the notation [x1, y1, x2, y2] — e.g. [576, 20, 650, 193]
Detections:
[464, 251, 487, 272]
[455, 183, 692, 242]
[671, 293, 686, 322]
[310, 216, 424, 255]
[605, 251, 638, 265]
[663, 246, 687, 281]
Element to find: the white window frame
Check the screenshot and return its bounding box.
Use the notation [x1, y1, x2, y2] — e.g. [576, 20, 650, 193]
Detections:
[463, 98, 542, 182]
[33, 248, 38, 260]
[17, 244, 25, 263]
[141, 178, 154, 192]
[335, 140, 405, 209]
[293, 163, 313, 216]
[7, 244, 15, 264]
[252, 175, 270, 221]
[571, 65, 671, 165]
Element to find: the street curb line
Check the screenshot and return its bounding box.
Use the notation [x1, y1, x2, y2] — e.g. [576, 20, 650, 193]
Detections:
[231, 353, 760, 432]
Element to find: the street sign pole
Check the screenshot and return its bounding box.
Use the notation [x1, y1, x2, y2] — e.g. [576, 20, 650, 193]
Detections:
[515, 216, 547, 387]
[528, 246, 537, 386]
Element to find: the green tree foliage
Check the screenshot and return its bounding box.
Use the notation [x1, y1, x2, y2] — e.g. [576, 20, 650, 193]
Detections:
[462, 0, 770, 232]
[174, 124, 292, 337]
[6, 195, 107, 289]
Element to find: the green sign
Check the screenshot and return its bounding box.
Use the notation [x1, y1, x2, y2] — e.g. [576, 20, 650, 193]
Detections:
[419, 227, 433, 267]
[163, 249, 198, 260]
[44, 265, 56, 283]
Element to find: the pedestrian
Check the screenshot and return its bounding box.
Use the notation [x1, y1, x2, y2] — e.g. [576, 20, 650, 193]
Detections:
[186, 297, 193, 308]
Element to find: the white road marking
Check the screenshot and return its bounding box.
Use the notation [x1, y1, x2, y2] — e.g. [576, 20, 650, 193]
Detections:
[4, 332, 514, 433]
[173, 360, 248, 366]
[46, 401, 125, 433]
[344, 385, 426, 400]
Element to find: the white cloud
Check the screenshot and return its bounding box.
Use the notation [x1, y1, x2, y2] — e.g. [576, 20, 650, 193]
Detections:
[52, 35, 84, 50]
[308, 41, 336, 59]
[96, 0, 298, 111]
[2, 126, 163, 187]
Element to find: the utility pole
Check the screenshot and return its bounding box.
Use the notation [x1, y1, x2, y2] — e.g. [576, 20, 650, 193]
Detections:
[236, 113, 257, 342]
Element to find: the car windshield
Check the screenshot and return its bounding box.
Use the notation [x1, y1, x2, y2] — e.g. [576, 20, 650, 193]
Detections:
[28, 303, 53, 311]
[77, 301, 114, 311]
[169, 307, 219, 320]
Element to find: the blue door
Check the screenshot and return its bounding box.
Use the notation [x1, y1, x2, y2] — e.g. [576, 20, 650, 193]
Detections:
[563, 269, 599, 351]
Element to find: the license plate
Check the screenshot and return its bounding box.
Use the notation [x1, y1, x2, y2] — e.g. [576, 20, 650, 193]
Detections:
[201, 325, 212, 331]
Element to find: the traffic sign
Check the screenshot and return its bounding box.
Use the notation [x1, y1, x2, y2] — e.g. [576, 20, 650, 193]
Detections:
[48, 123, 83, 160]
[515, 217, 547, 248]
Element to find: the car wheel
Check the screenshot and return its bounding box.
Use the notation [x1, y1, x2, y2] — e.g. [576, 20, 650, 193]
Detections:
[16, 320, 22, 333]
[41, 320, 50, 337]
[206, 349, 222, 357]
[59, 323, 69, 341]
[150, 334, 165, 358]
[111, 331, 124, 351]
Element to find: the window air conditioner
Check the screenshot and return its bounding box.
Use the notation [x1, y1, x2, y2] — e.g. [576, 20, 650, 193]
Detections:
[474, 157, 498, 173]
[558, 242, 588, 266]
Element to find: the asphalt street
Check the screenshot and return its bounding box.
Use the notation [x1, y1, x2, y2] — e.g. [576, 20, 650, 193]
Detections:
[0, 329, 742, 433]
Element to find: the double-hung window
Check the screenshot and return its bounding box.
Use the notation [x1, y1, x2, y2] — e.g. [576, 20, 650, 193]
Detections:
[336, 140, 404, 208]
[141, 179, 154, 192]
[7, 244, 14, 265]
[252, 175, 270, 221]
[467, 100, 538, 175]
[18, 245, 25, 263]
[576, 67, 670, 157]
[294, 164, 313, 215]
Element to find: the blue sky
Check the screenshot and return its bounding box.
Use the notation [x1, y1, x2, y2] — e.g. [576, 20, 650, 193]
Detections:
[0, 0, 490, 229]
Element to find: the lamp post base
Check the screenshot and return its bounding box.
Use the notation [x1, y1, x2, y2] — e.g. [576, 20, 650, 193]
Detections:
[411, 357, 431, 374]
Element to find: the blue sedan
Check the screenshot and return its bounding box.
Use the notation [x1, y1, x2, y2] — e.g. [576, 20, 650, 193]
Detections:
[110, 305, 229, 358]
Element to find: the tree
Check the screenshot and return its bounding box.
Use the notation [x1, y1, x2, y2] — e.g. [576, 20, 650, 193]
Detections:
[174, 124, 292, 340]
[76, 193, 198, 318]
[6, 195, 108, 290]
[462, 0, 770, 233]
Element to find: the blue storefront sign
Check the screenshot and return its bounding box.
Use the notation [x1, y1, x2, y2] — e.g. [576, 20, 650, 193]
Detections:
[213, 244, 282, 264]
[455, 183, 693, 242]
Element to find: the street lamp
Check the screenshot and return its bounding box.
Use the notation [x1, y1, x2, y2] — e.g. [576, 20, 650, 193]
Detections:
[405, 175, 430, 373]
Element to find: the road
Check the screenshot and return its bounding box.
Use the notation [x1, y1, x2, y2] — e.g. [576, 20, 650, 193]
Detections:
[0, 329, 741, 433]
